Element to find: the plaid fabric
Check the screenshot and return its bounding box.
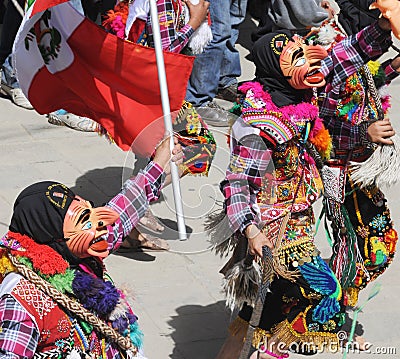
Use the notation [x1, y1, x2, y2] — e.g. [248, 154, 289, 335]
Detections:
[106, 161, 164, 251]
[319, 21, 392, 118]
[0, 295, 39, 358]
[146, 0, 194, 53]
[0, 292, 129, 358]
[221, 134, 272, 233]
[382, 59, 400, 83]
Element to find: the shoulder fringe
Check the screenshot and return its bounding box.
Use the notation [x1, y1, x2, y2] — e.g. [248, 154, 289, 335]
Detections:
[350, 134, 400, 188]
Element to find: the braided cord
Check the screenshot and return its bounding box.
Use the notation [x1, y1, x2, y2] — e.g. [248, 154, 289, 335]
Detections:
[363, 64, 384, 120]
[8, 254, 136, 354]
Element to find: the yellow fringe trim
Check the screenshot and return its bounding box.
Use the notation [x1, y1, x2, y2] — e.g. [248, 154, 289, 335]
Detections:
[346, 287, 360, 307]
[229, 315, 339, 353]
[252, 327, 271, 348]
[270, 319, 339, 352]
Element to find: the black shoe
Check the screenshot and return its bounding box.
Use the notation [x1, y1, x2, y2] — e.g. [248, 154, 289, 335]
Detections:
[196, 101, 237, 127]
[215, 84, 238, 103]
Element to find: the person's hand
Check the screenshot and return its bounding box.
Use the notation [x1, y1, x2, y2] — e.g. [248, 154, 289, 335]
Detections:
[367, 119, 395, 145]
[152, 133, 184, 174]
[391, 55, 400, 72]
[321, 0, 336, 19]
[245, 224, 273, 258]
[378, 16, 392, 32]
[184, 0, 209, 30]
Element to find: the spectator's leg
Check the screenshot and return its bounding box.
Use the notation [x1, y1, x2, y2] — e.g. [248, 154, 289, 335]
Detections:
[185, 0, 231, 107]
[218, 0, 248, 91]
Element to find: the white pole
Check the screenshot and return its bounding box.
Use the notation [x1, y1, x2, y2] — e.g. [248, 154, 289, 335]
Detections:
[149, 0, 187, 240]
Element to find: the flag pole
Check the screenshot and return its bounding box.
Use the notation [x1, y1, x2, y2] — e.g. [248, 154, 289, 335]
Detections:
[149, 0, 187, 240]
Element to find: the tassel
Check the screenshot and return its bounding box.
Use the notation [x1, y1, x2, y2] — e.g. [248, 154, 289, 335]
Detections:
[350, 134, 400, 188]
[188, 21, 213, 54]
[184, 0, 212, 54]
[350, 64, 400, 188]
[204, 209, 236, 257]
[222, 254, 261, 311]
[66, 349, 81, 359]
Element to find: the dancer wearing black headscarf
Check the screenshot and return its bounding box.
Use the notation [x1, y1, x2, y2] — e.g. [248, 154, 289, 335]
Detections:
[213, 10, 396, 359]
[0, 137, 183, 358]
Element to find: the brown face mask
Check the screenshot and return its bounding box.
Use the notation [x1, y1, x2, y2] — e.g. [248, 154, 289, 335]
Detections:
[279, 35, 328, 90]
[63, 196, 119, 258]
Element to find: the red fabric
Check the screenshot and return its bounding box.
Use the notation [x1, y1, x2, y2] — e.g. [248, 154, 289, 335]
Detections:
[8, 231, 69, 275]
[291, 316, 306, 334]
[27, 13, 194, 156]
[128, 18, 146, 43]
[11, 278, 71, 351]
[30, 0, 69, 17]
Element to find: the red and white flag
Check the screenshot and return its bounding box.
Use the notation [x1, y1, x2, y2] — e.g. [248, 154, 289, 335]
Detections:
[14, 0, 194, 155]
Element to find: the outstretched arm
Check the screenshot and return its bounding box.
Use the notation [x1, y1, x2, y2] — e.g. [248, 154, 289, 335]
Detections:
[105, 136, 183, 248]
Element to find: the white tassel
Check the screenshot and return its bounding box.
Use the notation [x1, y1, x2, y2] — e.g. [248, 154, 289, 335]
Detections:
[350, 134, 400, 188]
[66, 349, 81, 359]
[184, 0, 212, 54]
[188, 22, 212, 54]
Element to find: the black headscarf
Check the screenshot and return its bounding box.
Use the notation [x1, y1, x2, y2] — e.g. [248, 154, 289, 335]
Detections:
[251, 31, 308, 107]
[10, 181, 75, 242]
[9, 181, 105, 276]
[336, 0, 380, 35]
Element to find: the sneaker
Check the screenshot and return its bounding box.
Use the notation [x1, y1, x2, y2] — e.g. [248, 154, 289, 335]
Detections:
[196, 101, 236, 127]
[47, 110, 99, 132]
[215, 84, 238, 103]
[0, 81, 34, 110]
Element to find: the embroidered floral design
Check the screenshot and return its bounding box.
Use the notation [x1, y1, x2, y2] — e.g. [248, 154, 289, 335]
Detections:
[57, 318, 70, 333]
[308, 322, 320, 332]
[369, 214, 387, 233]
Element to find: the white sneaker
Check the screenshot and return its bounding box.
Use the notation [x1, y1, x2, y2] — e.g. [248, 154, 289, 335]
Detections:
[47, 111, 99, 132]
[0, 82, 34, 110]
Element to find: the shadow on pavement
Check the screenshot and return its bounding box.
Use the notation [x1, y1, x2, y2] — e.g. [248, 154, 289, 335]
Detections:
[111, 249, 156, 262]
[168, 301, 232, 359]
[69, 166, 128, 206]
[159, 218, 194, 240]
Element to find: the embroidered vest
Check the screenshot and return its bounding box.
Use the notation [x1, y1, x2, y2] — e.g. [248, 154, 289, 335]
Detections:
[257, 140, 323, 223]
[4, 273, 72, 353]
[235, 82, 324, 223]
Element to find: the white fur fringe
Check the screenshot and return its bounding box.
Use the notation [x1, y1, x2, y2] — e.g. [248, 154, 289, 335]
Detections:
[184, 0, 212, 54]
[350, 134, 400, 188]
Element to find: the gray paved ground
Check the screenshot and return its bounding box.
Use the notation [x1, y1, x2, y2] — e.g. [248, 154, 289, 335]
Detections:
[1, 10, 400, 359]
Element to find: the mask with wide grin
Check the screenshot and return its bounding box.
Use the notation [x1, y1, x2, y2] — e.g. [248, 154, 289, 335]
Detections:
[280, 35, 328, 90]
[63, 196, 119, 258]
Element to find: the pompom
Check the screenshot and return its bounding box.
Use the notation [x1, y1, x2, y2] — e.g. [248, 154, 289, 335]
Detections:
[309, 127, 332, 160]
[72, 271, 120, 317]
[7, 231, 69, 275]
[367, 60, 381, 76]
